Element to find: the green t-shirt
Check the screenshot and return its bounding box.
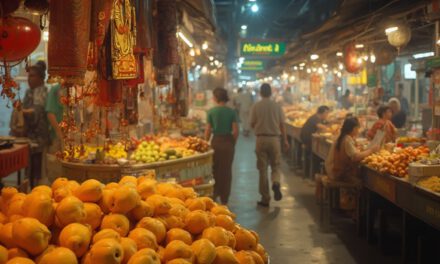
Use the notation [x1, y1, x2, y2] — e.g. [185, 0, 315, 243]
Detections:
[45, 84, 64, 139]
[207, 106, 237, 135]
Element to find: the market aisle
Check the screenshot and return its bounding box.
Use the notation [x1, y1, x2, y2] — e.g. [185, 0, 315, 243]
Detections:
[228, 135, 399, 264]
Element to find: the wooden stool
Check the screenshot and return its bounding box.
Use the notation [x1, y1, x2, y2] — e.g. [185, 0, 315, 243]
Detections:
[318, 174, 359, 225]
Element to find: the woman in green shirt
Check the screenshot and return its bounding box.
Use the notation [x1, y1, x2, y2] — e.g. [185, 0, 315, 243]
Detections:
[205, 87, 239, 205]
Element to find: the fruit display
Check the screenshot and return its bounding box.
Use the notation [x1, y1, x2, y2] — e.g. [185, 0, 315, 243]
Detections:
[417, 176, 440, 193]
[131, 141, 196, 164]
[363, 146, 430, 178]
[0, 177, 269, 264]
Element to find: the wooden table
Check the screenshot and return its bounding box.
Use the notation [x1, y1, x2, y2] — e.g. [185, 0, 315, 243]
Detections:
[0, 144, 29, 188]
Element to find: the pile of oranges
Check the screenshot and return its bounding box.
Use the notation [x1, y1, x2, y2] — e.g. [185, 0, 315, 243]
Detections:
[0, 176, 268, 264]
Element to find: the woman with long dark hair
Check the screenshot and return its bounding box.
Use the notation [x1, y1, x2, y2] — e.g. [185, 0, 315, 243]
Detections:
[205, 87, 239, 205]
[325, 117, 379, 184]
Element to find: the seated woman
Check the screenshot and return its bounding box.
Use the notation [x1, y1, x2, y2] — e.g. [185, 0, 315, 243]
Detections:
[388, 97, 406, 129]
[367, 105, 397, 143]
[325, 117, 379, 185]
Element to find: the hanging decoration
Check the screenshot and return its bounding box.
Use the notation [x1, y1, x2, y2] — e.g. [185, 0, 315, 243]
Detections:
[374, 45, 397, 66]
[343, 42, 362, 74]
[156, 0, 178, 68]
[387, 23, 411, 51]
[24, 0, 49, 15]
[0, 0, 20, 17]
[48, 0, 91, 84]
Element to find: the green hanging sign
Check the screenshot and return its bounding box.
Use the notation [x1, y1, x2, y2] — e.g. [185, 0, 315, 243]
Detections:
[240, 40, 286, 57]
[240, 60, 265, 71]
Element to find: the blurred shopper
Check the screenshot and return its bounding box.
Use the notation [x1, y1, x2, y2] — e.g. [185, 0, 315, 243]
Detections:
[22, 61, 50, 182]
[339, 90, 353, 110]
[367, 105, 397, 143]
[205, 87, 239, 205]
[300, 106, 330, 179]
[282, 87, 293, 105]
[234, 88, 253, 136]
[388, 97, 406, 129]
[250, 83, 289, 207]
[396, 84, 410, 115]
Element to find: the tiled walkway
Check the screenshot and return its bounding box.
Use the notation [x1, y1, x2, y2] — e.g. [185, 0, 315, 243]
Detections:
[228, 135, 400, 264]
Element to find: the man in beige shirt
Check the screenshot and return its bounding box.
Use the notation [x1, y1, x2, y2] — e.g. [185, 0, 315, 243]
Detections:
[250, 83, 289, 207]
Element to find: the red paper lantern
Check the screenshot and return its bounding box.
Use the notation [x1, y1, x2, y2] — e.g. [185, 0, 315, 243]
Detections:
[0, 17, 41, 62]
[0, 0, 20, 17]
[344, 43, 362, 74]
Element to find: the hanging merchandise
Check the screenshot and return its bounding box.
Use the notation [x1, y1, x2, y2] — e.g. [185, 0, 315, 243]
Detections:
[0, 0, 20, 17]
[0, 17, 41, 62]
[374, 45, 397, 65]
[24, 0, 49, 15]
[88, 0, 113, 69]
[157, 0, 178, 68]
[134, 0, 153, 50]
[48, 0, 91, 84]
[109, 0, 138, 80]
[344, 42, 362, 74]
[387, 23, 411, 51]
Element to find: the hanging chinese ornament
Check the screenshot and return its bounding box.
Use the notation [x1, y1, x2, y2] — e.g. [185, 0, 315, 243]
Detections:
[0, 16, 41, 105]
[387, 24, 411, 52]
[343, 42, 362, 74]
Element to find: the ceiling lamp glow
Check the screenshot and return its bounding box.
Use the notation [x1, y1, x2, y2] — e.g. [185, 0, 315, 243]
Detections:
[385, 26, 399, 35]
[299, 62, 306, 67]
[202, 42, 208, 50]
[241, 25, 248, 30]
[355, 44, 364, 49]
[437, 39, 440, 46]
[189, 49, 195, 57]
[310, 54, 319, 60]
[412, 52, 434, 59]
[336, 52, 343, 57]
[177, 31, 193, 48]
[251, 3, 259, 13]
[370, 53, 376, 63]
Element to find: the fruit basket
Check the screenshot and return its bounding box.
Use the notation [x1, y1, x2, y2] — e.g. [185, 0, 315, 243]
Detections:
[0, 176, 269, 263]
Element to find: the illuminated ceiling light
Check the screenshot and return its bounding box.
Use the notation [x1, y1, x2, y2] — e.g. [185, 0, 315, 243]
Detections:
[385, 26, 399, 35]
[177, 31, 193, 48]
[201, 66, 208, 74]
[191, 62, 196, 67]
[357, 57, 363, 64]
[293, 66, 298, 70]
[202, 42, 208, 50]
[437, 39, 440, 46]
[241, 25, 248, 30]
[268, 76, 273, 81]
[363, 55, 369, 61]
[370, 54, 376, 63]
[299, 62, 306, 67]
[209, 56, 214, 61]
[189, 49, 196, 57]
[282, 72, 289, 80]
[251, 3, 259, 13]
[306, 68, 312, 74]
[355, 44, 364, 49]
[310, 54, 319, 60]
[322, 64, 328, 68]
[289, 76, 296, 82]
[336, 52, 343, 57]
[214, 60, 220, 66]
[249, 0, 256, 2]
[337, 86, 342, 91]
[299, 67, 304, 70]
[195, 65, 201, 70]
[239, 57, 245, 63]
[318, 67, 323, 74]
[312, 67, 317, 72]
[338, 63, 344, 70]
[413, 52, 434, 59]
[337, 72, 342, 78]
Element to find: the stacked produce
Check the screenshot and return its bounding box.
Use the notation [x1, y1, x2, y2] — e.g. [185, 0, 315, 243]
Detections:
[363, 146, 429, 178]
[418, 176, 440, 193]
[0, 177, 268, 264]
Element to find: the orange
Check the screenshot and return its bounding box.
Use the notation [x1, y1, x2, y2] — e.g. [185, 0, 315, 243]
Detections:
[0, 245, 7, 264]
[128, 228, 158, 250]
[0, 212, 7, 224]
[168, 198, 185, 206]
[166, 259, 192, 264]
[234, 228, 257, 251]
[163, 240, 194, 262]
[136, 179, 157, 200]
[109, 186, 141, 214]
[0, 223, 15, 248]
[235, 251, 256, 264]
[83, 203, 103, 230]
[169, 204, 189, 219]
[6, 194, 25, 217]
[51, 178, 70, 192]
[99, 189, 115, 214]
[8, 215, 23, 223]
[255, 244, 268, 264]
[129, 200, 154, 222]
[247, 250, 264, 264]
[213, 246, 239, 264]
[55, 196, 86, 227]
[88, 238, 123, 264]
[157, 246, 165, 263]
[165, 188, 187, 201]
[92, 229, 121, 244]
[201, 227, 230, 247]
[184, 210, 210, 235]
[12, 218, 51, 256]
[105, 182, 120, 190]
[215, 215, 236, 232]
[31, 186, 52, 197]
[37, 247, 77, 264]
[74, 179, 103, 203]
[191, 239, 216, 264]
[101, 214, 130, 237]
[158, 214, 185, 230]
[166, 228, 193, 245]
[185, 198, 206, 211]
[136, 217, 166, 243]
[5, 257, 35, 264]
[119, 176, 138, 186]
[53, 186, 72, 203]
[200, 197, 216, 211]
[22, 192, 55, 227]
[66, 181, 80, 193]
[146, 195, 171, 216]
[181, 188, 197, 200]
[249, 230, 259, 244]
[210, 206, 236, 219]
[7, 248, 28, 259]
[120, 237, 137, 264]
[226, 231, 236, 249]
[59, 223, 91, 257]
[156, 183, 177, 197]
[127, 248, 161, 264]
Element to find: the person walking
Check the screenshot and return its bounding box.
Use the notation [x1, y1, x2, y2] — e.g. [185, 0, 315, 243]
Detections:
[205, 87, 239, 205]
[250, 83, 289, 207]
[234, 88, 253, 136]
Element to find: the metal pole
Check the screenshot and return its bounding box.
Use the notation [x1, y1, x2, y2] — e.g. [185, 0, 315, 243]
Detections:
[415, 72, 420, 119]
